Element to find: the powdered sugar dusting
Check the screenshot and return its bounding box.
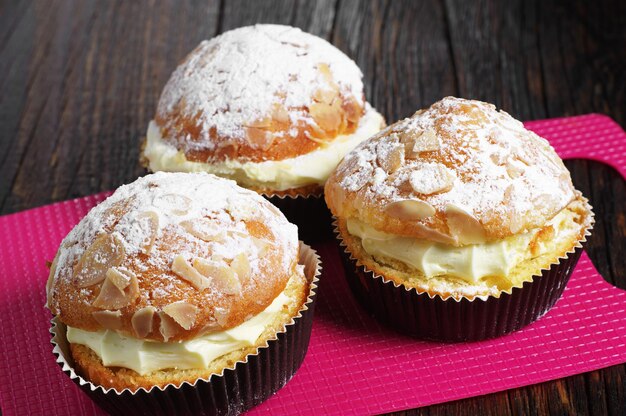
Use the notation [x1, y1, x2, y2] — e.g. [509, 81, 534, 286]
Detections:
[333, 97, 576, 241]
[49, 172, 299, 313]
[156, 24, 364, 151]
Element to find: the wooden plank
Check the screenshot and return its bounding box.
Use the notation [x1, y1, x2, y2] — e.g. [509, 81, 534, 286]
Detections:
[0, 0, 220, 212]
[0, 1, 624, 415]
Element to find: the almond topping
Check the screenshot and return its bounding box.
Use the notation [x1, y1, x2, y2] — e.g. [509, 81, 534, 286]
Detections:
[271, 103, 290, 124]
[171, 255, 212, 290]
[405, 128, 440, 157]
[445, 204, 486, 244]
[246, 116, 272, 129]
[252, 237, 272, 256]
[214, 307, 230, 328]
[158, 312, 179, 342]
[105, 267, 131, 290]
[317, 62, 333, 82]
[409, 163, 456, 195]
[162, 302, 198, 330]
[152, 193, 192, 215]
[230, 253, 251, 283]
[377, 142, 405, 174]
[132, 306, 156, 338]
[342, 94, 362, 124]
[74, 234, 125, 288]
[313, 88, 338, 105]
[180, 218, 225, 242]
[193, 257, 241, 295]
[504, 185, 524, 234]
[505, 160, 525, 179]
[136, 211, 159, 254]
[385, 199, 436, 220]
[92, 268, 139, 310]
[92, 310, 123, 330]
[246, 126, 275, 150]
[304, 121, 330, 143]
[310, 101, 342, 134]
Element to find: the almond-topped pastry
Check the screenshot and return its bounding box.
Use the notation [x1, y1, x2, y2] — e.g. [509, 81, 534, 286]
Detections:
[142, 24, 385, 197]
[46, 172, 320, 397]
[326, 97, 593, 340]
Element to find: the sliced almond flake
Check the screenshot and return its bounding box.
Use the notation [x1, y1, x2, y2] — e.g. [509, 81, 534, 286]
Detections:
[73, 234, 125, 288]
[162, 301, 198, 330]
[245, 125, 275, 150]
[152, 193, 192, 215]
[504, 185, 524, 234]
[158, 311, 180, 341]
[445, 203, 486, 244]
[304, 120, 331, 144]
[214, 307, 230, 328]
[92, 268, 139, 310]
[136, 211, 159, 254]
[385, 199, 436, 220]
[408, 128, 440, 154]
[92, 310, 123, 330]
[172, 255, 212, 290]
[245, 116, 272, 129]
[310, 101, 342, 133]
[313, 87, 338, 104]
[343, 95, 362, 123]
[408, 163, 456, 195]
[317, 62, 333, 82]
[271, 103, 290, 124]
[230, 253, 251, 282]
[533, 193, 554, 209]
[105, 267, 132, 290]
[132, 306, 156, 338]
[505, 159, 525, 179]
[180, 218, 226, 242]
[489, 152, 505, 165]
[377, 142, 405, 174]
[252, 236, 272, 256]
[193, 257, 242, 295]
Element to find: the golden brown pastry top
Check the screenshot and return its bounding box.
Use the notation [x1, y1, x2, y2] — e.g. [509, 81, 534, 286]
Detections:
[325, 97, 577, 245]
[154, 24, 366, 164]
[46, 172, 300, 342]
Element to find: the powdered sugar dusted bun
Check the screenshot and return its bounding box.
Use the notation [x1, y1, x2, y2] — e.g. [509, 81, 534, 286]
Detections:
[46, 172, 301, 342]
[152, 24, 370, 165]
[325, 97, 578, 245]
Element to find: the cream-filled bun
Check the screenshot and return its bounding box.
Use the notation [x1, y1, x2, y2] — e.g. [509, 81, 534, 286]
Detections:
[46, 172, 310, 389]
[142, 24, 385, 195]
[325, 97, 593, 299]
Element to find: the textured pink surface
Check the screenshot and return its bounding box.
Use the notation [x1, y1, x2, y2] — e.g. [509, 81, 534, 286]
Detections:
[0, 114, 625, 415]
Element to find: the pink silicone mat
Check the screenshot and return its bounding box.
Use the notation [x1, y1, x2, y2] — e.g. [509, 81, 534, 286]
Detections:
[0, 114, 625, 415]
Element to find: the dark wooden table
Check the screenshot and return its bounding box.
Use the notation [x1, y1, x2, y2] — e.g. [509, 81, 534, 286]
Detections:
[1, 0, 624, 415]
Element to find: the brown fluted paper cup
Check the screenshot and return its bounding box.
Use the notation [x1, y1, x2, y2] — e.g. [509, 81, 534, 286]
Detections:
[335, 211, 593, 342]
[50, 243, 321, 416]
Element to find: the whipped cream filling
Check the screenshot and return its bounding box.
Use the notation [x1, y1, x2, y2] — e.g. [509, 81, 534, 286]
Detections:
[67, 290, 291, 375]
[143, 105, 384, 191]
[347, 208, 578, 284]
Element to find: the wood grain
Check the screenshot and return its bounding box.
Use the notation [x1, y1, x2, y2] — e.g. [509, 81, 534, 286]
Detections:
[0, 0, 624, 414]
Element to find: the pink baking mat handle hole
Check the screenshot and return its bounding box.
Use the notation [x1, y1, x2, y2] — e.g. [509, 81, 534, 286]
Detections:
[559, 158, 626, 291]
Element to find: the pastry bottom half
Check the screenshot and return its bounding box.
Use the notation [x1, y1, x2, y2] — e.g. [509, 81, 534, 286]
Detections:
[70, 271, 309, 391]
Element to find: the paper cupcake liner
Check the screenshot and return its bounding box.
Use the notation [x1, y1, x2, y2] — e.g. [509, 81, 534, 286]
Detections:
[264, 192, 333, 243]
[334, 205, 594, 342]
[50, 243, 321, 416]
